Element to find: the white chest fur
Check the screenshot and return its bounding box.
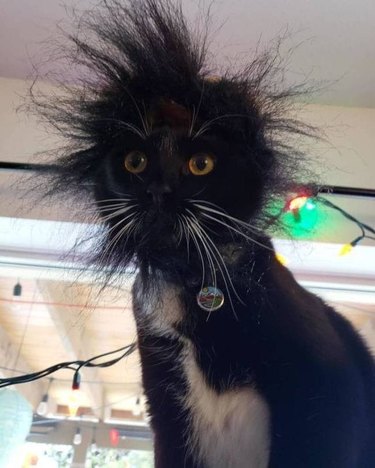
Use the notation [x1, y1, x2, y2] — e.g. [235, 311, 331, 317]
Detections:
[183, 346, 271, 468]
[134, 281, 271, 467]
[133, 278, 184, 338]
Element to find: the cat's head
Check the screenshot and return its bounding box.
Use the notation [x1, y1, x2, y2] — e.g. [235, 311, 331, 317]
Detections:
[93, 95, 272, 258]
[33, 0, 313, 274]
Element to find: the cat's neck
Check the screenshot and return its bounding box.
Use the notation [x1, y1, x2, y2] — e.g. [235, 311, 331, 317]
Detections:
[137, 235, 275, 289]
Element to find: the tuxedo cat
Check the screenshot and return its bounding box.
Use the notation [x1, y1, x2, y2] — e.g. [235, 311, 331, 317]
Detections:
[36, 1, 375, 466]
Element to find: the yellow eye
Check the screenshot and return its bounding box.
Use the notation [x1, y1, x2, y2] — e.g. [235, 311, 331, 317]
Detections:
[124, 151, 147, 174]
[188, 153, 215, 176]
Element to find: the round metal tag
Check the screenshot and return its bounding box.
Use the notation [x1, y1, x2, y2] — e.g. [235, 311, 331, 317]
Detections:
[197, 286, 224, 312]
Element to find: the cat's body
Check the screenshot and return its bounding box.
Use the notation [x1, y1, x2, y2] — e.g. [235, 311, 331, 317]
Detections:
[132, 243, 375, 467]
[35, 1, 375, 466]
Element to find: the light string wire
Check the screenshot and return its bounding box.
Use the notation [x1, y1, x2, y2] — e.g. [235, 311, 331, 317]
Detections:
[316, 196, 375, 246]
[0, 343, 137, 389]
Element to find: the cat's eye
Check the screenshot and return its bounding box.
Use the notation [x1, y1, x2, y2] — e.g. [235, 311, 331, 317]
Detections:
[188, 153, 215, 176]
[124, 151, 147, 174]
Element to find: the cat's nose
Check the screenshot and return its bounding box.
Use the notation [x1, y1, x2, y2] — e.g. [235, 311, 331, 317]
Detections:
[146, 182, 172, 205]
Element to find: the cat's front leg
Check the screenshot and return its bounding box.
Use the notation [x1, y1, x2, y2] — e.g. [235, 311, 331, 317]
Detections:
[136, 333, 204, 468]
[132, 277, 201, 467]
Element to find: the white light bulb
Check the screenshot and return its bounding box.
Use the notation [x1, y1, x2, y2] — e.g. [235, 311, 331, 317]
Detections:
[73, 429, 82, 445]
[36, 400, 48, 416]
[68, 389, 81, 417]
[36, 394, 49, 416]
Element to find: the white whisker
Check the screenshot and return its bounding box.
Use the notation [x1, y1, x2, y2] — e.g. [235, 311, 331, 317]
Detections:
[191, 200, 263, 236]
[193, 114, 246, 139]
[188, 211, 244, 308]
[98, 205, 137, 222]
[179, 214, 191, 260]
[184, 216, 218, 310]
[185, 210, 243, 318]
[175, 216, 184, 246]
[100, 214, 139, 264]
[89, 118, 146, 139]
[88, 204, 137, 217]
[192, 220, 237, 318]
[189, 82, 205, 137]
[122, 88, 150, 136]
[182, 216, 207, 291]
[94, 198, 133, 204]
[200, 212, 272, 252]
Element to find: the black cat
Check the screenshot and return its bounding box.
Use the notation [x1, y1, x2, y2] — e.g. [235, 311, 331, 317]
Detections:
[35, 1, 375, 466]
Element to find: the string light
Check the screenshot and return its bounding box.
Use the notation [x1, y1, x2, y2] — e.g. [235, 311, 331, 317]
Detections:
[109, 428, 120, 447]
[287, 195, 308, 212]
[68, 372, 82, 417]
[286, 193, 317, 214]
[316, 197, 375, 256]
[338, 235, 364, 257]
[281, 192, 374, 252]
[36, 378, 53, 416]
[73, 427, 82, 445]
[13, 280, 22, 297]
[283, 193, 318, 235]
[339, 243, 353, 256]
[275, 252, 288, 266]
[36, 394, 49, 416]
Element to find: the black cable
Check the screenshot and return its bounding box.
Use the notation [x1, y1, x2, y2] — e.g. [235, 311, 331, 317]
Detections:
[318, 185, 375, 199]
[0, 161, 58, 172]
[0, 365, 131, 385]
[77, 344, 136, 370]
[316, 196, 375, 236]
[0, 343, 136, 389]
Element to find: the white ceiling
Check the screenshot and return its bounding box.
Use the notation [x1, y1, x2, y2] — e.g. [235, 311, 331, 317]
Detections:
[0, 0, 375, 107]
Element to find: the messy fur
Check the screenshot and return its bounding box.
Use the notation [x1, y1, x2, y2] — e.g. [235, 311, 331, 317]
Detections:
[30, 0, 316, 278]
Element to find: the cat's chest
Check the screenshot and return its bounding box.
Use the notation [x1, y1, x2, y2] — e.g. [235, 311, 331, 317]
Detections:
[134, 279, 271, 468]
[183, 345, 271, 468]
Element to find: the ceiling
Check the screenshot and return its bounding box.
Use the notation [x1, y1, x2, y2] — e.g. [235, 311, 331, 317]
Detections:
[0, 0, 375, 107]
[1, 262, 374, 421]
[0, 272, 143, 421]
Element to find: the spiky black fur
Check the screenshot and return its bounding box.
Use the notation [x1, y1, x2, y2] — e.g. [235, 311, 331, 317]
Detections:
[31, 0, 315, 276]
[32, 1, 375, 467]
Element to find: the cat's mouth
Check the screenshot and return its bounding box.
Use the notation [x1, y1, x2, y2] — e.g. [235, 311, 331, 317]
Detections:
[140, 207, 180, 242]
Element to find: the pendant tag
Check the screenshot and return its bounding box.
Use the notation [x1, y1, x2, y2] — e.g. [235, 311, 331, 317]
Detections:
[197, 286, 224, 312]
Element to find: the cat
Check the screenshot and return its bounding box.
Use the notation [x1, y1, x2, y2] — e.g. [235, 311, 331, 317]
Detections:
[34, 1, 375, 466]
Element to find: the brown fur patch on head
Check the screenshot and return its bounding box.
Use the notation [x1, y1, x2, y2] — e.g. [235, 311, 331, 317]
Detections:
[148, 98, 192, 130]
